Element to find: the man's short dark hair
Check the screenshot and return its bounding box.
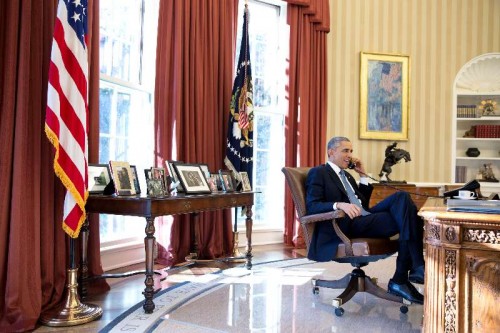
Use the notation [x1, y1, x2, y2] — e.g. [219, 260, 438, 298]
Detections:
[327, 136, 350, 150]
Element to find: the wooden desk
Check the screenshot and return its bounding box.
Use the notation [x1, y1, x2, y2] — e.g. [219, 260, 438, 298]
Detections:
[370, 183, 440, 210]
[82, 192, 255, 313]
[419, 198, 500, 332]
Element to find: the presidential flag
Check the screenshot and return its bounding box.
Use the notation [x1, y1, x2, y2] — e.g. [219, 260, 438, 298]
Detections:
[45, 0, 89, 238]
[225, 5, 254, 185]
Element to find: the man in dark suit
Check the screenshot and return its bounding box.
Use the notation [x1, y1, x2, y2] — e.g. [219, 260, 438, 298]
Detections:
[305, 136, 424, 304]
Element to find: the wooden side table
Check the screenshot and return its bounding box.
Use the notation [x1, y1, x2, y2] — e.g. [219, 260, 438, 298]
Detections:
[369, 183, 440, 210]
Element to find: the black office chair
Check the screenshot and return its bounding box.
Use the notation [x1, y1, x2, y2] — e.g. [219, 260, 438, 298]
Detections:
[282, 167, 409, 316]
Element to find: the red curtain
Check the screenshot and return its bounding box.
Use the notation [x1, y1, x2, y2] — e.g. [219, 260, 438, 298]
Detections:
[0, 1, 106, 331]
[283, 0, 330, 247]
[154, 0, 238, 265]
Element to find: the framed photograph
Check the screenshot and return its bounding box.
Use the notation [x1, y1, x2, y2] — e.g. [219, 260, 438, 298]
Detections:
[88, 164, 111, 194]
[239, 171, 252, 192]
[173, 163, 211, 194]
[109, 161, 136, 196]
[199, 163, 210, 179]
[130, 165, 141, 195]
[206, 174, 219, 192]
[359, 52, 410, 140]
[219, 170, 235, 192]
[165, 160, 184, 192]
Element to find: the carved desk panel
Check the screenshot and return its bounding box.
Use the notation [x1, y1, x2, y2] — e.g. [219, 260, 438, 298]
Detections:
[419, 198, 500, 333]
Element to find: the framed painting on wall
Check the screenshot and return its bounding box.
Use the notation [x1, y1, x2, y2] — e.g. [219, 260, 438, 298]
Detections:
[359, 52, 410, 140]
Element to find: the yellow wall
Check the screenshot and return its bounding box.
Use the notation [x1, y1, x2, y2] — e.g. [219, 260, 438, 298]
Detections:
[327, 0, 500, 183]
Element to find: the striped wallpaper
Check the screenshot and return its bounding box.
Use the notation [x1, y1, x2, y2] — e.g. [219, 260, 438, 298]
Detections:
[326, 0, 500, 183]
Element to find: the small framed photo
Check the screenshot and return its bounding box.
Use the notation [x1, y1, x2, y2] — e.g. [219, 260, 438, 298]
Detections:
[206, 174, 219, 192]
[109, 161, 136, 196]
[199, 163, 210, 179]
[144, 167, 167, 197]
[239, 171, 252, 192]
[173, 163, 211, 194]
[219, 170, 235, 192]
[88, 164, 111, 194]
[130, 165, 141, 195]
[165, 160, 184, 193]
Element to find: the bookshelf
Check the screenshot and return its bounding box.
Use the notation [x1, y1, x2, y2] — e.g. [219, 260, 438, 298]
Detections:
[452, 53, 500, 196]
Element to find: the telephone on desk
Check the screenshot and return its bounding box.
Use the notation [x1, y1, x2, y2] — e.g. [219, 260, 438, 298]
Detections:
[443, 180, 499, 200]
[443, 180, 480, 198]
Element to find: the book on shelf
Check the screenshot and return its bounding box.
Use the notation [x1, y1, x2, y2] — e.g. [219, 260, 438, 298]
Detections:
[475, 124, 500, 138]
[455, 166, 467, 183]
[457, 104, 478, 118]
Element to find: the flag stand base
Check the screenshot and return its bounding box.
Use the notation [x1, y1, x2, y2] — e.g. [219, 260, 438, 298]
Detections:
[39, 268, 102, 327]
[231, 231, 246, 262]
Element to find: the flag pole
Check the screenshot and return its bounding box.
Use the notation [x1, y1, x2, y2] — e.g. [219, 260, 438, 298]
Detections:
[231, 207, 245, 258]
[40, 237, 102, 326]
[42, 0, 102, 325]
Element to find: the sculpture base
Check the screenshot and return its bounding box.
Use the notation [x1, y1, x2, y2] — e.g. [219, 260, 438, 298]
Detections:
[379, 180, 407, 184]
[39, 268, 102, 327]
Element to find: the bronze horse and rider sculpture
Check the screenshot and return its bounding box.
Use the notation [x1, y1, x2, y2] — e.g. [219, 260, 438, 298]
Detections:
[379, 142, 411, 183]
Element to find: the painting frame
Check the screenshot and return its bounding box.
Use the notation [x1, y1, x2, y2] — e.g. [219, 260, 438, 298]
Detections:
[359, 52, 410, 141]
[173, 163, 211, 194]
[88, 164, 112, 194]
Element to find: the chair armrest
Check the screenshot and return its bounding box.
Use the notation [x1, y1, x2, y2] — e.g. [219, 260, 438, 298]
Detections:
[299, 210, 354, 256]
[298, 210, 344, 224]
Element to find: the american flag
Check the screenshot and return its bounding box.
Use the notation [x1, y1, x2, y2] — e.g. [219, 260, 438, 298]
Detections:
[225, 5, 254, 185]
[45, 0, 89, 238]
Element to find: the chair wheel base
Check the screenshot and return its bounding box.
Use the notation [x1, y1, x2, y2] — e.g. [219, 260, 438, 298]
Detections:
[335, 307, 345, 316]
[313, 286, 319, 295]
[400, 305, 408, 314]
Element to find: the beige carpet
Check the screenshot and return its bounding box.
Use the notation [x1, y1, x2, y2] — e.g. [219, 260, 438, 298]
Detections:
[101, 256, 423, 333]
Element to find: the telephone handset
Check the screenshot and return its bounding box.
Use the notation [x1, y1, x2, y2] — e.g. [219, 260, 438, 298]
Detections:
[443, 179, 480, 198]
[347, 160, 356, 169]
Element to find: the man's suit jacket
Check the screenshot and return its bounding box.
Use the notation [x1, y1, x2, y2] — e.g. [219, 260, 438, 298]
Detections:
[305, 164, 373, 262]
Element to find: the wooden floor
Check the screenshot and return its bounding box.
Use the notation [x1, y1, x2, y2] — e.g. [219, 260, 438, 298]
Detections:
[34, 243, 305, 332]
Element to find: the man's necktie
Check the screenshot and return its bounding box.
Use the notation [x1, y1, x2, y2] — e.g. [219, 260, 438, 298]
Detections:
[339, 170, 370, 216]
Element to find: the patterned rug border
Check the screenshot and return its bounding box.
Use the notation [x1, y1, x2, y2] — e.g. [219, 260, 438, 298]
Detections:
[99, 258, 313, 333]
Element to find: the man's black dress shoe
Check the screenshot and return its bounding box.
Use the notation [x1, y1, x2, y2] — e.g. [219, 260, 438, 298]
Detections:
[388, 279, 424, 304]
[409, 265, 425, 284]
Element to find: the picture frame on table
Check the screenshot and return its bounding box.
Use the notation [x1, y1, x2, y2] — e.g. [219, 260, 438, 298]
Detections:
[130, 165, 141, 195]
[173, 163, 211, 194]
[88, 164, 111, 194]
[108, 161, 136, 196]
[144, 167, 167, 197]
[206, 174, 219, 192]
[165, 160, 184, 193]
[218, 169, 235, 192]
[199, 163, 211, 179]
[359, 52, 410, 141]
[239, 171, 252, 192]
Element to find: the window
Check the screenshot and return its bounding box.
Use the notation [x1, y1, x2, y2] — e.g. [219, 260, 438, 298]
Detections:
[98, 0, 287, 268]
[98, 0, 159, 245]
[236, 0, 288, 229]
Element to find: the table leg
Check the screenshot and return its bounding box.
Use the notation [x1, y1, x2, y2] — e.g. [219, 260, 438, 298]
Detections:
[245, 205, 253, 269]
[142, 217, 155, 313]
[79, 218, 90, 299]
